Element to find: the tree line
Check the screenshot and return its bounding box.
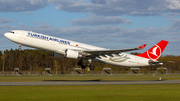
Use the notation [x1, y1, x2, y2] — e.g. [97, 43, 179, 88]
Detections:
[0, 49, 179, 74]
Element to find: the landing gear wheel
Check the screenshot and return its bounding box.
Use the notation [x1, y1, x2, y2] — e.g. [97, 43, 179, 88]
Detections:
[77, 60, 86, 69]
[86, 62, 91, 67]
[81, 65, 86, 69]
[78, 61, 83, 66]
[89, 66, 95, 70]
[78, 60, 83, 66]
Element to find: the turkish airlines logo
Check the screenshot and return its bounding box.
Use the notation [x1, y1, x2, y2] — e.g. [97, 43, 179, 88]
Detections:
[147, 45, 161, 60]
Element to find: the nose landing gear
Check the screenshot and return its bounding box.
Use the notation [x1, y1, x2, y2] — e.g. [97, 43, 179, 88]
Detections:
[18, 44, 21, 51]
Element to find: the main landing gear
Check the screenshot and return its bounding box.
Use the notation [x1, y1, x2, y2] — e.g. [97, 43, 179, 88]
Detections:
[78, 60, 95, 70]
[78, 60, 86, 69]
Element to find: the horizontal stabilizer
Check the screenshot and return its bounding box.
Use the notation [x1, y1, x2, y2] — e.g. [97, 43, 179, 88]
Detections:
[148, 60, 174, 65]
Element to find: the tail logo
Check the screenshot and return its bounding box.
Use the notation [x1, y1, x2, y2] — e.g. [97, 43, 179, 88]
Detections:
[147, 45, 161, 60]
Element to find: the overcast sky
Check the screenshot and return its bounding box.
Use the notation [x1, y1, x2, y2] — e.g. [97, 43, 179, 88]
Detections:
[0, 0, 180, 55]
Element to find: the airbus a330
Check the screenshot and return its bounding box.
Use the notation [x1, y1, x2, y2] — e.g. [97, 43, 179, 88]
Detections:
[4, 30, 170, 70]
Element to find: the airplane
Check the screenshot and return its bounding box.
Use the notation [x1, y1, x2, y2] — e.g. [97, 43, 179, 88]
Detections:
[4, 30, 170, 70]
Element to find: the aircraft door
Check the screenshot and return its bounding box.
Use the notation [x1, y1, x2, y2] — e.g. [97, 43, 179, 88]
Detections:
[51, 41, 56, 45]
[49, 40, 58, 50]
[18, 32, 23, 38]
[18, 32, 27, 41]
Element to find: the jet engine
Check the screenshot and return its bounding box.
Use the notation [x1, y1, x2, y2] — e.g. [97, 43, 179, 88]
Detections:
[64, 49, 82, 59]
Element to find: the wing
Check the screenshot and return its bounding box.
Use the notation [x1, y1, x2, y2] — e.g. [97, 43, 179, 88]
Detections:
[82, 44, 146, 58]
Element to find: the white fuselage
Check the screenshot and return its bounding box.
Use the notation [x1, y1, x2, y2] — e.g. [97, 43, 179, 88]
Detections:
[4, 30, 150, 67]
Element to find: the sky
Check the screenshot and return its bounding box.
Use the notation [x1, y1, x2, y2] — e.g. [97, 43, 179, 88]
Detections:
[0, 0, 180, 55]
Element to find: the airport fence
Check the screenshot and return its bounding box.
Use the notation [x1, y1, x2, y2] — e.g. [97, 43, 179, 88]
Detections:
[0, 70, 180, 76]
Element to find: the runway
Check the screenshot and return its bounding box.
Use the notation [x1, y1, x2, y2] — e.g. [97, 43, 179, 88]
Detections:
[0, 80, 180, 86]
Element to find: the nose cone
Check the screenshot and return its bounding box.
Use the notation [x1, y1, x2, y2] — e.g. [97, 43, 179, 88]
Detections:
[4, 32, 12, 40]
[4, 33, 8, 38]
[4, 32, 18, 43]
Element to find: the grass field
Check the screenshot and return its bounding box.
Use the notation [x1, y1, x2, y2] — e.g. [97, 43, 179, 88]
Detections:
[0, 75, 180, 101]
[0, 84, 180, 101]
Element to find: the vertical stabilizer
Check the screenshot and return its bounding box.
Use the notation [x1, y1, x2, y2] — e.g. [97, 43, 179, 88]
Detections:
[136, 40, 169, 61]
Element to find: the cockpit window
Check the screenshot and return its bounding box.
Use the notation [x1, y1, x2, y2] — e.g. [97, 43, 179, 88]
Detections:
[9, 31, 14, 34]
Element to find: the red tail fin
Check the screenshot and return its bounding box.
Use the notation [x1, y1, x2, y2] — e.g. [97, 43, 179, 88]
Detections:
[136, 40, 169, 61]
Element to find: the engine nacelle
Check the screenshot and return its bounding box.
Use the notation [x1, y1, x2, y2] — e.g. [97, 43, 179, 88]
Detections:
[64, 49, 82, 59]
[52, 52, 64, 58]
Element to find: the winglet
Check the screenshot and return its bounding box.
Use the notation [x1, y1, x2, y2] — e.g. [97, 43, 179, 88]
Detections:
[138, 44, 146, 49]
